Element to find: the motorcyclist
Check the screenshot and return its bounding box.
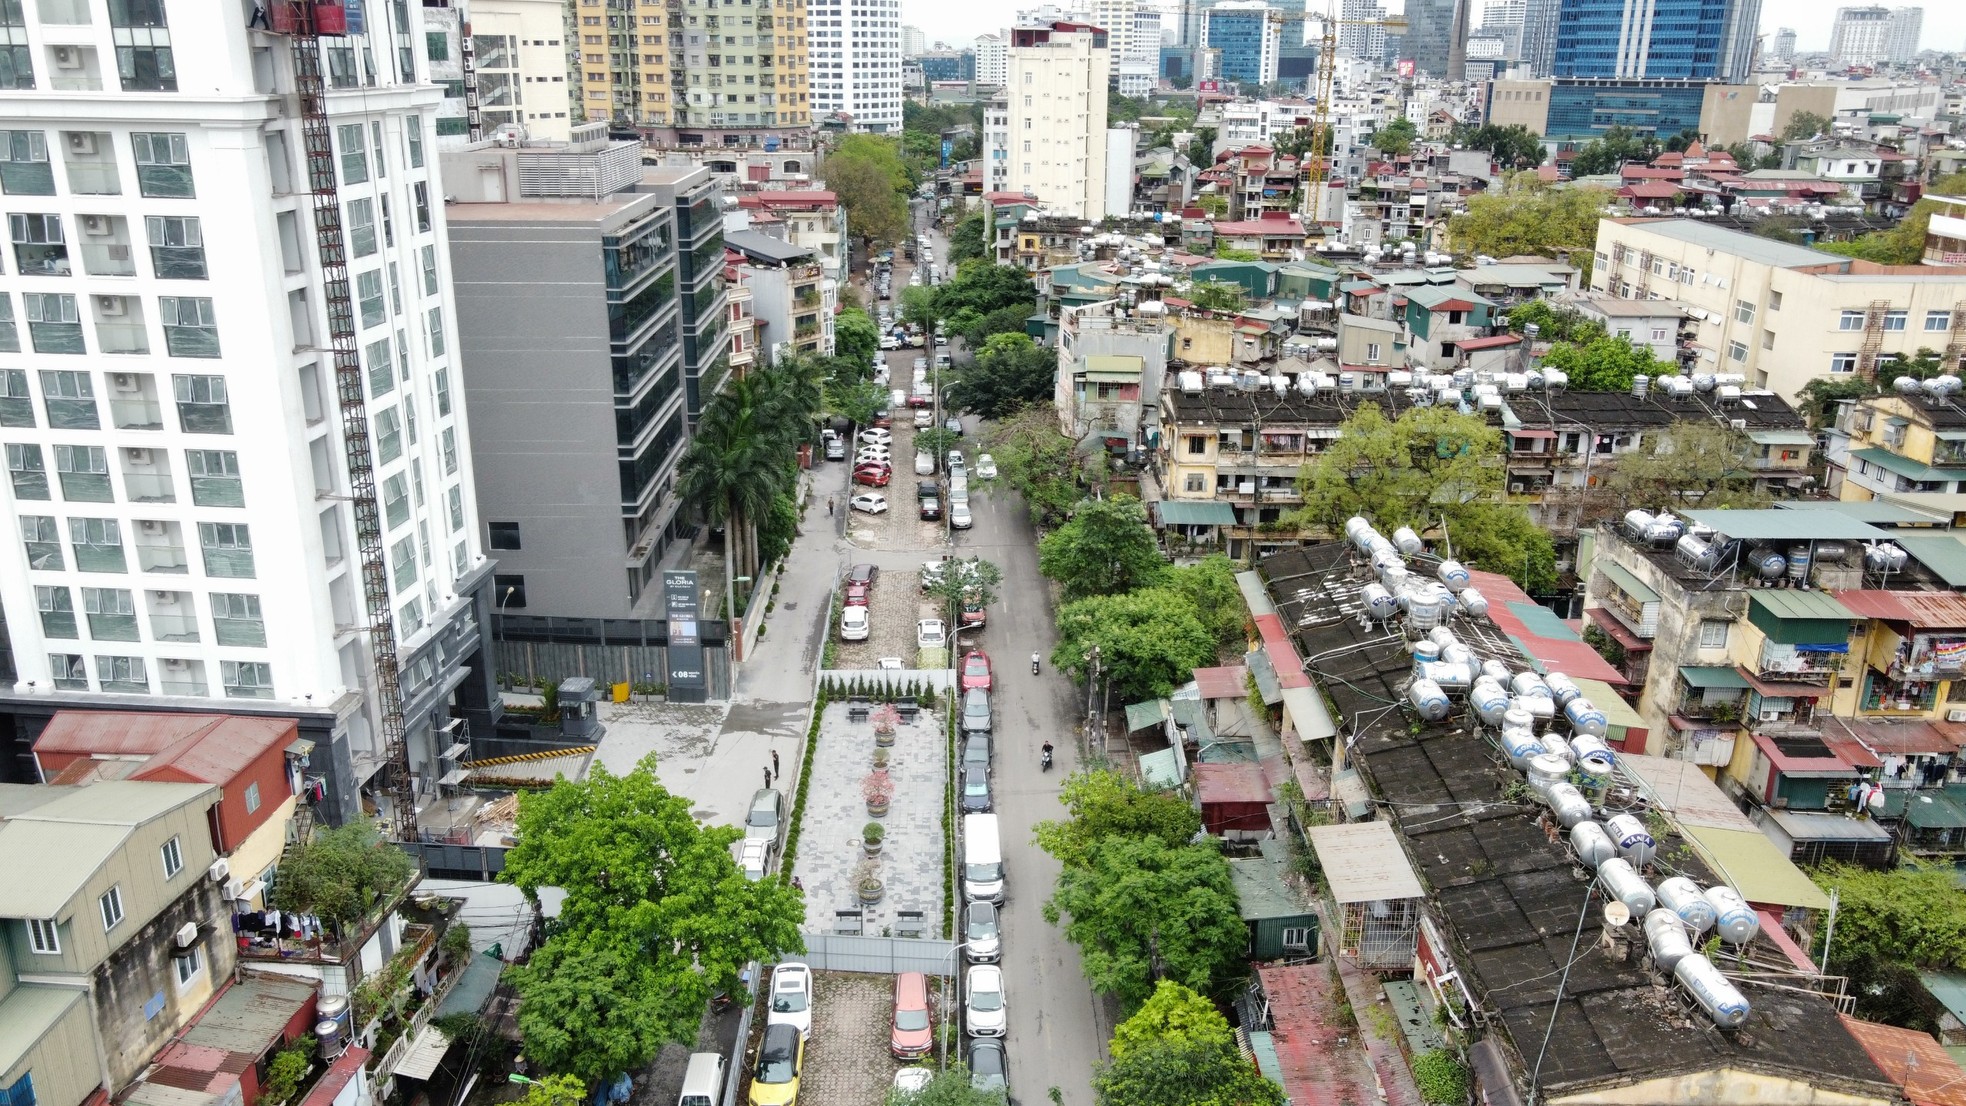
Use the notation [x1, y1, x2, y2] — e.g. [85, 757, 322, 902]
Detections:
[1031, 651, 1041, 675]
[1041, 740, 1054, 770]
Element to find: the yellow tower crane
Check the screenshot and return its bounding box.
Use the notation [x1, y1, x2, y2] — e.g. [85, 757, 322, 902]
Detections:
[1298, 3, 1407, 234]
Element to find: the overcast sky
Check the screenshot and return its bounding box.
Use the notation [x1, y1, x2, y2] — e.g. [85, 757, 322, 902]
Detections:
[903, 0, 1962, 61]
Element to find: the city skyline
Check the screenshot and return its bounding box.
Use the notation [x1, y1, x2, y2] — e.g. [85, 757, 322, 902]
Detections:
[902, 0, 1958, 62]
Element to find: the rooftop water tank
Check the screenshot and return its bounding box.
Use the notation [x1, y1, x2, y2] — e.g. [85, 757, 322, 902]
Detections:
[1571, 821, 1617, 869]
[1703, 885, 1760, 945]
[1501, 726, 1544, 770]
[1753, 550, 1787, 580]
[1564, 698, 1609, 739]
[1597, 857, 1657, 917]
[1407, 678, 1450, 722]
[1544, 673, 1582, 708]
[1569, 733, 1616, 780]
[1525, 753, 1571, 799]
[1644, 909, 1696, 974]
[1482, 659, 1511, 684]
[1458, 587, 1490, 619]
[1541, 733, 1576, 765]
[1393, 526, 1423, 555]
[1511, 672, 1552, 700]
[1362, 583, 1398, 621]
[1674, 954, 1750, 1029]
[1470, 681, 1509, 725]
[1656, 876, 1717, 934]
[1546, 782, 1592, 829]
[1605, 813, 1656, 868]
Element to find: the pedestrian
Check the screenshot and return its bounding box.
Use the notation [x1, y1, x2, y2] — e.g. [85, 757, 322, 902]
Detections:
[764, 765, 772, 789]
[772, 749, 781, 777]
[247, 1, 270, 28]
[828, 496, 835, 516]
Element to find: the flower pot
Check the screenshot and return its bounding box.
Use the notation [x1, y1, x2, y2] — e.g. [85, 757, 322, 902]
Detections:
[873, 750, 890, 769]
[864, 839, 884, 858]
[875, 729, 896, 748]
[858, 880, 885, 905]
[867, 798, 890, 817]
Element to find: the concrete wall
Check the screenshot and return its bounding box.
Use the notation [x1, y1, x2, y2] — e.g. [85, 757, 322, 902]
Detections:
[1487, 78, 1552, 134]
[92, 878, 233, 1091]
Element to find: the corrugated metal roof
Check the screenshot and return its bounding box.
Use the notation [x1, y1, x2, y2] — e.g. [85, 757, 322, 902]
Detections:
[1598, 560, 1659, 604]
[391, 1025, 453, 1081]
[1678, 665, 1750, 689]
[1227, 855, 1309, 922]
[1193, 665, 1248, 701]
[1906, 789, 1966, 829]
[1841, 1016, 1966, 1106]
[1748, 429, 1816, 446]
[1682, 509, 1893, 542]
[1620, 753, 1760, 832]
[1895, 533, 1966, 587]
[183, 976, 318, 1057]
[1123, 699, 1169, 732]
[1157, 499, 1237, 526]
[1750, 589, 1856, 622]
[436, 951, 505, 1019]
[1837, 590, 1966, 629]
[1680, 824, 1832, 909]
[0, 822, 130, 918]
[1306, 821, 1424, 904]
[1777, 500, 1946, 524]
[1852, 445, 1950, 483]
[1195, 761, 1269, 804]
[0, 984, 87, 1074]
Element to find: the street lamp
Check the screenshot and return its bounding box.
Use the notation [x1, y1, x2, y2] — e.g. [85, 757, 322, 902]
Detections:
[938, 942, 971, 1071]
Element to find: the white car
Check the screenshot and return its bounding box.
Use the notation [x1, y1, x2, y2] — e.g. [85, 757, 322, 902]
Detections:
[840, 604, 870, 641]
[976, 454, 997, 479]
[850, 493, 889, 514]
[947, 451, 966, 477]
[856, 448, 892, 464]
[736, 838, 769, 881]
[893, 1069, 933, 1096]
[965, 964, 1007, 1037]
[859, 428, 892, 446]
[918, 619, 948, 649]
[913, 357, 928, 373]
[766, 962, 814, 1037]
[950, 502, 973, 530]
[879, 334, 902, 350]
[914, 452, 935, 475]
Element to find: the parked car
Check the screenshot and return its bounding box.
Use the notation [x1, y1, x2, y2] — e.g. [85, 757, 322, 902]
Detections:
[964, 900, 1001, 962]
[975, 453, 997, 479]
[850, 493, 888, 514]
[765, 962, 813, 1037]
[840, 604, 871, 641]
[960, 591, 987, 629]
[917, 619, 947, 649]
[914, 408, 935, 429]
[859, 428, 892, 446]
[960, 650, 992, 691]
[745, 788, 784, 853]
[968, 1039, 1007, 1097]
[961, 688, 991, 734]
[747, 1024, 803, 1106]
[914, 451, 936, 475]
[893, 1069, 933, 1096]
[964, 964, 1007, 1036]
[847, 563, 879, 586]
[950, 502, 972, 530]
[962, 733, 990, 772]
[917, 481, 941, 521]
[853, 465, 891, 487]
[879, 334, 902, 350]
[947, 451, 966, 477]
[844, 579, 872, 606]
[736, 838, 768, 882]
[944, 417, 963, 436]
[890, 971, 933, 1060]
[960, 765, 992, 813]
[823, 437, 845, 461]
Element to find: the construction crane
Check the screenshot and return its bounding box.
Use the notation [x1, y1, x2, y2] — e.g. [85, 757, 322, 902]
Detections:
[270, 1, 418, 842]
[1298, 3, 1407, 234]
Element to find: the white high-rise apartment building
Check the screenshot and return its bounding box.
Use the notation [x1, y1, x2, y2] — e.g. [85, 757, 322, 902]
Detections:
[983, 93, 1012, 193]
[1481, 0, 1525, 30]
[1829, 6, 1893, 65]
[901, 24, 927, 56]
[0, 0, 493, 827]
[1881, 6, 1922, 62]
[809, 0, 904, 130]
[1005, 21, 1111, 219]
[424, 0, 573, 149]
[975, 32, 1009, 86]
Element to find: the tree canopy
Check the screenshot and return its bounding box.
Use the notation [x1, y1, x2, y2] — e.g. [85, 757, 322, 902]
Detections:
[1034, 768, 1204, 870]
[930, 261, 1038, 318]
[835, 307, 880, 368]
[1781, 111, 1831, 142]
[1108, 981, 1236, 1062]
[1162, 555, 1247, 648]
[948, 210, 987, 266]
[1538, 333, 1663, 393]
[1052, 587, 1218, 702]
[1095, 1033, 1285, 1106]
[1045, 834, 1249, 1011]
[1443, 502, 1558, 594]
[269, 824, 416, 930]
[1450, 123, 1547, 169]
[1039, 496, 1168, 601]
[986, 406, 1084, 528]
[1372, 116, 1418, 156]
[1815, 173, 1966, 265]
[1503, 299, 1604, 345]
[1812, 861, 1966, 1030]
[1568, 126, 1661, 177]
[885, 1067, 1005, 1106]
[1599, 421, 1772, 512]
[1447, 182, 1612, 283]
[1295, 404, 1503, 534]
[821, 134, 910, 247]
[950, 332, 1054, 419]
[502, 756, 805, 1079]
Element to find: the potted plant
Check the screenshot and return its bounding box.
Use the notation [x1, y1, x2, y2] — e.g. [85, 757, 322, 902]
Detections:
[873, 747, 890, 769]
[863, 769, 894, 816]
[863, 822, 885, 857]
[856, 859, 884, 905]
[872, 703, 900, 746]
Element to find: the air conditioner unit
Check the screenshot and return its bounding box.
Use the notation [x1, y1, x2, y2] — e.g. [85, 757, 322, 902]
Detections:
[1509, 481, 1526, 494]
[80, 215, 112, 236]
[223, 878, 245, 900]
[207, 858, 229, 883]
[96, 296, 125, 317]
[152, 590, 179, 604]
[1760, 710, 1782, 722]
[111, 373, 139, 392]
[162, 657, 188, 670]
[138, 520, 164, 534]
[52, 46, 82, 69]
[173, 922, 198, 948]
[1948, 707, 1966, 723]
[65, 132, 96, 155]
[125, 447, 152, 464]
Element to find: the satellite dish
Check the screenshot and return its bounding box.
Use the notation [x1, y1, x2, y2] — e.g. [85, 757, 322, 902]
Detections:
[1604, 901, 1632, 927]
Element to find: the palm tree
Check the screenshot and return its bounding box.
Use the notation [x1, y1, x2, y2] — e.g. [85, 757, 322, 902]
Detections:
[678, 375, 789, 618]
[760, 352, 829, 431]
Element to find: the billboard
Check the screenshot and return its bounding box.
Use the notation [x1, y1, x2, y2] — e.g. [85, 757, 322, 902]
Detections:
[664, 570, 707, 702]
[1197, 79, 1221, 92]
[1395, 58, 1416, 78]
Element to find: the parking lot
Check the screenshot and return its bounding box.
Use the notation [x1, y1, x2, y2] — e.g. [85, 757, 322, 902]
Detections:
[770, 971, 924, 1106]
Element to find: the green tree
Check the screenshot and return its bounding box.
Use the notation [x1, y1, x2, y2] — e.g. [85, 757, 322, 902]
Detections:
[1053, 588, 1217, 702]
[1187, 280, 1245, 313]
[933, 261, 1038, 317]
[1539, 333, 1661, 392]
[1194, 192, 1229, 218]
[1442, 502, 1557, 594]
[950, 332, 1054, 419]
[502, 756, 806, 1079]
[1045, 834, 1249, 1011]
[886, 1067, 1004, 1106]
[1039, 496, 1167, 601]
[835, 306, 880, 368]
[1035, 769, 1203, 870]
[1662, 127, 1702, 153]
[1163, 555, 1247, 648]
[955, 304, 1034, 349]
[949, 210, 987, 265]
[1273, 125, 1333, 160]
[1812, 861, 1966, 1029]
[1212, 244, 1261, 261]
[821, 134, 910, 249]
[1452, 123, 1547, 169]
[1781, 111, 1831, 141]
[1816, 176, 1966, 265]
[1599, 421, 1772, 511]
[825, 375, 887, 428]
[1294, 404, 1502, 535]
[268, 824, 416, 930]
[923, 556, 1004, 641]
[1796, 376, 1878, 428]
[680, 367, 809, 587]
[1568, 126, 1661, 177]
[517, 1075, 587, 1106]
[986, 405, 1082, 528]
[1109, 981, 1236, 1062]
[1185, 127, 1217, 169]
[1373, 116, 1418, 156]
[1447, 183, 1613, 283]
[1504, 299, 1605, 344]
[1094, 1035, 1285, 1106]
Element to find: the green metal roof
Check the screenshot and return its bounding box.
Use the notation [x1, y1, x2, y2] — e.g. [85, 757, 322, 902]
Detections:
[1228, 855, 1314, 922]
[1158, 499, 1238, 526]
[1894, 533, 1966, 587]
[1139, 747, 1182, 788]
[1679, 665, 1750, 689]
[1405, 284, 1496, 309]
[1749, 590, 1855, 622]
[1907, 789, 1966, 829]
[1573, 678, 1645, 733]
[1921, 972, 1966, 1021]
[1749, 591, 1855, 645]
[1681, 509, 1894, 542]
[1599, 561, 1659, 604]
[437, 950, 506, 1018]
[1852, 446, 1953, 485]
[1125, 699, 1170, 732]
[1747, 429, 1815, 447]
[1776, 500, 1946, 525]
[1679, 824, 1832, 910]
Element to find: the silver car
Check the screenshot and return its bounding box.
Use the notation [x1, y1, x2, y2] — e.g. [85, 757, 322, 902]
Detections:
[964, 900, 1001, 962]
[961, 688, 991, 734]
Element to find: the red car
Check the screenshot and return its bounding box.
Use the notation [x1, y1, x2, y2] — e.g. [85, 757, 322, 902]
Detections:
[874, 410, 894, 428]
[853, 464, 892, 487]
[960, 650, 992, 691]
[845, 580, 872, 606]
[907, 393, 933, 408]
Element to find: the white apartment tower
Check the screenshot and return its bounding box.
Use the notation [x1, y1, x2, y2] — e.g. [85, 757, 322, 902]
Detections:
[1881, 6, 1922, 63]
[0, 0, 495, 830]
[901, 23, 927, 56]
[422, 0, 573, 149]
[975, 32, 1009, 86]
[809, 0, 903, 130]
[1828, 6, 1894, 65]
[1005, 21, 1111, 220]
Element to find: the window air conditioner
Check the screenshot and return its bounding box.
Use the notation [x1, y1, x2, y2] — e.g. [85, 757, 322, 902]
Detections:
[66, 132, 96, 155]
[96, 296, 125, 317]
[208, 858, 229, 883]
[1948, 708, 1966, 723]
[111, 373, 139, 392]
[125, 447, 152, 464]
[52, 47, 82, 69]
[81, 215, 112, 236]
[173, 922, 199, 948]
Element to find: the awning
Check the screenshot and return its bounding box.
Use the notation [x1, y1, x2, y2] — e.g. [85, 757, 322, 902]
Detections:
[436, 950, 505, 1018]
[1280, 684, 1337, 741]
[1600, 562, 1659, 604]
[1679, 824, 1832, 910]
[1852, 446, 1950, 484]
[1739, 668, 1832, 699]
[1679, 665, 1750, 689]
[1906, 790, 1966, 830]
[1081, 369, 1140, 382]
[1156, 500, 1238, 526]
[1510, 428, 1556, 440]
[1125, 699, 1170, 732]
[1748, 429, 1816, 447]
[391, 1025, 454, 1081]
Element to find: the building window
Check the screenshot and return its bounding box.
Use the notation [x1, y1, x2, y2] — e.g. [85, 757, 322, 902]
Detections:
[21, 516, 61, 570]
[495, 574, 528, 610]
[336, 123, 369, 184]
[391, 535, 418, 591]
[348, 198, 377, 257]
[34, 586, 74, 638]
[441, 426, 457, 474]
[1698, 619, 1729, 648]
[357, 269, 385, 328]
[144, 216, 205, 279]
[82, 587, 138, 640]
[98, 884, 124, 930]
[1830, 352, 1859, 374]
[421, 244, 438, 295]
[173, 374, 230, 432]
[6, 443, 45, 500]
[1762, 330, 1775, 350]
[221, 660, 273, 699]
[1281, 926, 1312, 951]
[447, 486, 464, 532]
[109, 0, 176, 92]
[376, 408, 403, 463]
[1838, 310, 1866, 331]
[26, 919, 58, 955]
[198, 522, 254, 578]
[186, 449, 243, 507]
[384, 473, 410, 529]
[1884, 310, 1907, 331]
[212, 592, 265, 647]
[173, 946, 203, 987]
[23, 293, 83, 354]
[160, 835, 182, 878]
[55, 444, 111, 502]
[427, 307, 444, 357]
[38, 370, 95, 429]
[426, 31, 449, 61]
[1733, 299, 1754, 325]
[1183, 473, 1205, 492]
[68, 517, 124, 573]
[160, 297, 219, 358]
[0, 369, 32, 426]
[1726, 340, 1747, 363]
[1365, 342, 1381, 363]
[132, 132, 192, 197]
[365, 337, 394, 398]
[488, 522, 522, 550]
[48, 652, 86, 690]
[243, 780, 261, 813]
[0, 131, 53, 195]
[97, 654, 145, 692]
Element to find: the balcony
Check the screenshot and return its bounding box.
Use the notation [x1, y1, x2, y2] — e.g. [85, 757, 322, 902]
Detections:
[111, 397, 162, 431]
[124, 471, 174, 503]
[150, 613, 198, 643]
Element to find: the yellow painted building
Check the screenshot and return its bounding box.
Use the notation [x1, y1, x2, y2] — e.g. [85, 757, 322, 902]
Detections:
[571, 0, 809, 133]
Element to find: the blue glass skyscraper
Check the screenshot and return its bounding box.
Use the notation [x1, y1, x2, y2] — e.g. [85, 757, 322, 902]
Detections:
[1551, 0, 1761, 82]
[1202, 3, 1282, 86]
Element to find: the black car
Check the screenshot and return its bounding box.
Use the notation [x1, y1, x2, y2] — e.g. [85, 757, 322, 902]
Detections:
[962, 732, 990, 772]
[961, 765, 992, 813]
[917, 480, 941, 520]
[968, 1038, 1008, 1098]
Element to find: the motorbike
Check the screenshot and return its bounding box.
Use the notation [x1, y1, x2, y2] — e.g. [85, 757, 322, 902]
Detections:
[1031, 654, 1041, 675]
[1041, 746, 1054, 771]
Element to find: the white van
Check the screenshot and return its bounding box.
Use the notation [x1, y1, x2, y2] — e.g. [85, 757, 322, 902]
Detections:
[962, 812, 1004, 903]
[948, 475, 969, 505]
[677, 1053, 726, 1106]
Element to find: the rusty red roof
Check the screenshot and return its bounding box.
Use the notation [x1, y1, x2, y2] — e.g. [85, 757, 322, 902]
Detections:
[1255, 964, 1382, 1106]
[1192, 665, 1249, 701]
[738, 190, 838, 208]
[1841, 1017, 1966, 1106]
[1835, 590, 1966, 629]
[1195, 761, 1270, 805]
[1621, 182, 1684, 199]
[297, 1048, 372, 1106]
[1455, 334, 1522, 351]
[36, 711, 297, 786]
[1254, 613, 1310, 689]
